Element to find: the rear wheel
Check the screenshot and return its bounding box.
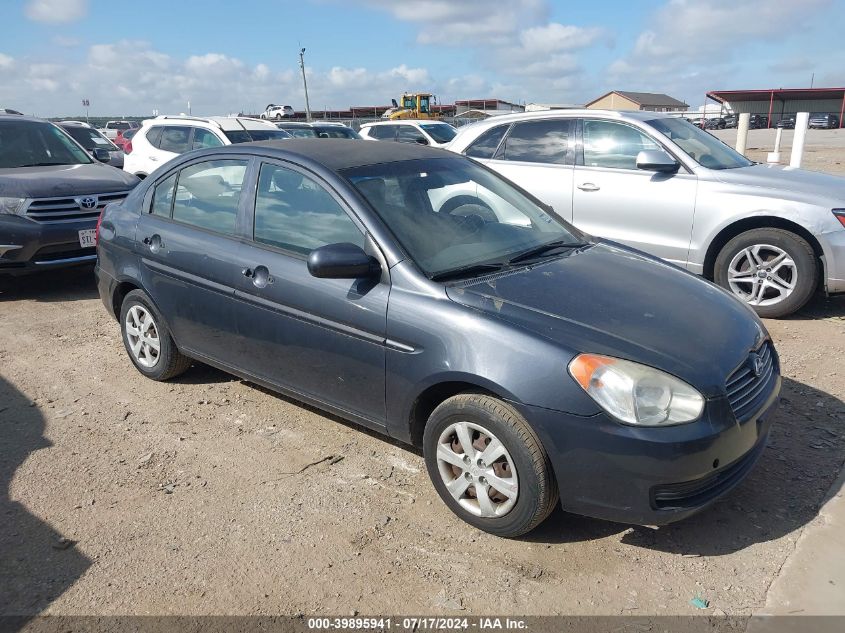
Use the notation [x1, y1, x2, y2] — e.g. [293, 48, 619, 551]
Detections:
[119, 290, 191, 380]
[423, 394, 558, 537]
[714, 228, 818, 318]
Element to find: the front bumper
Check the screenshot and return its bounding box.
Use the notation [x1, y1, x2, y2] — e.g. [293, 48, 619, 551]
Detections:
[821, 229, 845, 294]
[517, 373, 781, 526]
[0, 215, 97, 275]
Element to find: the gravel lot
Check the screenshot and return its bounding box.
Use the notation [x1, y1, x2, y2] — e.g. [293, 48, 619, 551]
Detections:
[2, 146, 845, 618]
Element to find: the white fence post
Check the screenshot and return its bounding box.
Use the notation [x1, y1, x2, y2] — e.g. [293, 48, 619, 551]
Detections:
[790, 112, 810, 168]
[768, 128, 784, 163]
[736, 113, 751, 155]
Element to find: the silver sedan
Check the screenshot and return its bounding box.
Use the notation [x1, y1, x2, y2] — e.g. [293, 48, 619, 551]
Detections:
[447, 110, 845, 317]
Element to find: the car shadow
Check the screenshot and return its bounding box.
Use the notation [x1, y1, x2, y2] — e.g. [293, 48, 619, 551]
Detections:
[167, 364, 844, 554]
[787, 292, 845, 320]
[525, 376, 845, 553]
[0, 375, 92, 625]
[0, 266, 98, 303]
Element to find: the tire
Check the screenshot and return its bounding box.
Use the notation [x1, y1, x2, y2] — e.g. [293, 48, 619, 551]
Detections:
[714, 228, 818, 318]
[423, 393, 558, 537]
[275, 114, 282, 121]
[119, 289, 191, 380]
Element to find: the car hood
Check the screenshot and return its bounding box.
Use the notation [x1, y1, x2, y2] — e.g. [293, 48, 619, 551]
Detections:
[0, 163, 138, 198]
[445, 242, 767, 398]
[710, 163, 845, 205]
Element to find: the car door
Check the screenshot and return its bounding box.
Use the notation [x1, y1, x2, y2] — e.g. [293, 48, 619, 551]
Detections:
[232, 160, 389, 427]
[463, 119, 575, 221]
[135, 157, 252, 362]
[572, 118, 698, 266]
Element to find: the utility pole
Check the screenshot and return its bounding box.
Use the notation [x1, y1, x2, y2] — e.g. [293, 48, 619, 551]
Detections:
[810, 73, 815, 88]
[82, 99, 89, 124]
[299, 48, 312, 122]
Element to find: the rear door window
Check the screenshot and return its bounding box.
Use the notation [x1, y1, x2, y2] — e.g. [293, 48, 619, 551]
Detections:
[368, 126, 396, 140]
[500, 119, 573, 164]
[158, 126, 192, 154]
[171, 159, 248, 234]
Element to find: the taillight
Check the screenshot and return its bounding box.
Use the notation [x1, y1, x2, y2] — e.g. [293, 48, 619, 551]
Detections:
[834, 210, 845, 229]
[124, 140, 133, 154]
[95, 209, 105, 245]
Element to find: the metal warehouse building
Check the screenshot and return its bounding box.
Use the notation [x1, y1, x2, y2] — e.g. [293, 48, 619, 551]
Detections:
[706, 87, 845, 128]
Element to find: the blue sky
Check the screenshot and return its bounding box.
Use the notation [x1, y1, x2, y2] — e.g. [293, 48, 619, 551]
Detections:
[1, 0, 843, 116]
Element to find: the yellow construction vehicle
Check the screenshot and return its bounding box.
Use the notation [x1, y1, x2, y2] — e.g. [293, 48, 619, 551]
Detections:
[382, 93, 439, 120]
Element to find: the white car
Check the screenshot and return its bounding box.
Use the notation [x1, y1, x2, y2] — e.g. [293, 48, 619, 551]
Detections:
[123, 115, 291, 178]
[358, 120, 457, 147]
[260, 104, 295, 120]
[447, 109, 845, 317]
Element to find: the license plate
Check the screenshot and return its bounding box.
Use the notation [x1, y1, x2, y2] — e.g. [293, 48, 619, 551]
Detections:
[78, 229, 97, 248]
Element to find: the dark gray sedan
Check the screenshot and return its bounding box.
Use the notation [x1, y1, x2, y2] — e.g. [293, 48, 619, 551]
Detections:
[96, 140, 780, 537]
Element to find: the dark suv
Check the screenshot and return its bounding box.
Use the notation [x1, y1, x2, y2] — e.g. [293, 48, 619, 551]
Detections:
[0, 115, 139, 274]
[96, 139, 780, 537]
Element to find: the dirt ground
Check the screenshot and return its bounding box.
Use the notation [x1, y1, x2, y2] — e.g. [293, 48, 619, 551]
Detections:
[2, 148, 845, 617]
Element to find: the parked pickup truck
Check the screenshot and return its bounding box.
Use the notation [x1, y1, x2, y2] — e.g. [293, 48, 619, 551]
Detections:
[100, 120, 139, 140]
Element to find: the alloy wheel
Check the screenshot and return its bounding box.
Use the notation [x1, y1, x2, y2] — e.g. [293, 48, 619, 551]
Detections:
[435, 421, 518, 518]
[727, 244, 797, 307]
[125, 305, 161, 368]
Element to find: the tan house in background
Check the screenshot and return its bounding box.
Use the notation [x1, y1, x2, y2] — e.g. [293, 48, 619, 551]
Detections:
[586, 91, 689, 112]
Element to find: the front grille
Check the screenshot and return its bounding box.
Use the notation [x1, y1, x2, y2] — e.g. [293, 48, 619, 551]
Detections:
[652, 441, 765, 510]
[725, 341, 776, 422]
[24, 190, 131, 224]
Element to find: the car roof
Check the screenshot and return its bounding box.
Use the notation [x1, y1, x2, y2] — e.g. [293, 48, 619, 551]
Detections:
[0, 114, 53, 124]
[240, 138, 451, 170]
[141, 115, 277, 131]
[57, 120, 92, 127]
[361, 120, 435, 128]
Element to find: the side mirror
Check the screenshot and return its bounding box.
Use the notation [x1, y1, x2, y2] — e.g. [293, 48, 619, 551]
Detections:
[307, 242, 380, 279]
[415, 137, 429, 145]
[92, 148, 111, 163]
[636, 149, 679, 173]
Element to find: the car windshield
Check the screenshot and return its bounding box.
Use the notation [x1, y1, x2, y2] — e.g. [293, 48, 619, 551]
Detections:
[313, 126, 361, 139]
[62, 126, 118, 151]
[344, 157, 584, 278]
[419, 123, 457, 144]
[224, 129, 292, 143]
[647, 117, 753, 170]
[0, 120, 93, 168]
[108, 122, 131, 130]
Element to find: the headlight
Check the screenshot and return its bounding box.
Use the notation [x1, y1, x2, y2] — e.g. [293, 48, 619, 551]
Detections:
[0, 197, 26, 216]
[569, 354, 704, 426]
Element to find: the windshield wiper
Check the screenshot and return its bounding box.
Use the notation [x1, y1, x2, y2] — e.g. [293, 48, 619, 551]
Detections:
[508, 240, 590, 264]
[20, 162, 70, 167]
[430, 262, 509, 282]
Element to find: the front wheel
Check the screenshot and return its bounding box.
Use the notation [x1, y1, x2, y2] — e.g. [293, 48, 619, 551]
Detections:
[714, 228, 818, 318]
[423, 394, 558, 537]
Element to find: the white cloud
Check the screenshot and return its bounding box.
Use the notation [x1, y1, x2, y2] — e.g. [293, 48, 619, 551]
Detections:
[0, 40, 456, 117]
[347, 0, 604, 102]
[611, 0, 830, 80]
[25, 0, 88, 23]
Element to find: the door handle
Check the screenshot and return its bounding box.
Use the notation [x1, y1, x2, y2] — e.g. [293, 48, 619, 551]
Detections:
[143, 235, 164, 251]
[244, 265, 274, 289]
[577, 182, 600, 192]
[150, 157, 159, 162]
